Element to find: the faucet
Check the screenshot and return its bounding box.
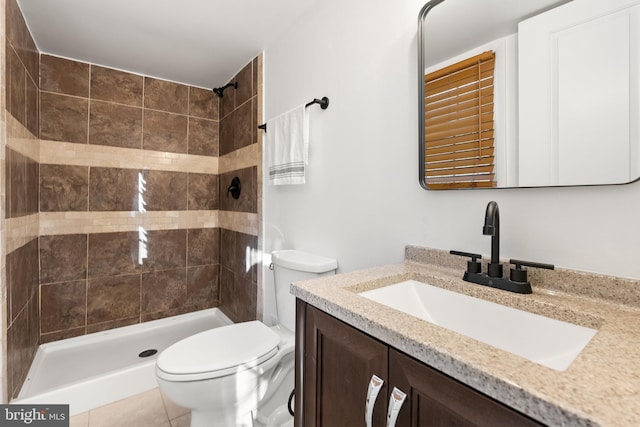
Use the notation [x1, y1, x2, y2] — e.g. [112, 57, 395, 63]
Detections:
[449, 200, 555, 294]
[483, 201, 502, 278]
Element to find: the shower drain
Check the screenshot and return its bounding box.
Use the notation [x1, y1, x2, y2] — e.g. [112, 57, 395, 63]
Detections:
[138, 349, 158, 358]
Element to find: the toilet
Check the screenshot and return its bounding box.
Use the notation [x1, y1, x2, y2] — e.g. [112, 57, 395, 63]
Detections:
[156, 249, 337, 427]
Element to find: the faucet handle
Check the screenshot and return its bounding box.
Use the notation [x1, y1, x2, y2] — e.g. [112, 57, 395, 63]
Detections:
[509, 259, 554, 283]
[450, 250, 482, 274]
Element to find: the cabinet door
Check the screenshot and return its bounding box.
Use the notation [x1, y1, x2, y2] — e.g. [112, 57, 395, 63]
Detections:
[303, 306, 388, 427]
[389, 349, 544, 426]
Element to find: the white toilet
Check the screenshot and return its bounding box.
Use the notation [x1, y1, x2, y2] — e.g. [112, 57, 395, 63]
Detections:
[156, 250, 337, 427]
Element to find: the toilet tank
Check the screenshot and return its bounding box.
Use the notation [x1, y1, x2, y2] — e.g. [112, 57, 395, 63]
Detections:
[271, 250, 337, 331]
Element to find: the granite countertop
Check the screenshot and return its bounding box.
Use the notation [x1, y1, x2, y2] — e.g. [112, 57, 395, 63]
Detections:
[290, 246, 640, 426]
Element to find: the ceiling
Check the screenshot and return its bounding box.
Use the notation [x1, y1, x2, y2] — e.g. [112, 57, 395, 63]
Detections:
[17, 0, 318, 89]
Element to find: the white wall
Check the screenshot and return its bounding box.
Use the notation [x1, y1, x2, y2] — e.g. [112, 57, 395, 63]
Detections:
[260, 0, 640, 323]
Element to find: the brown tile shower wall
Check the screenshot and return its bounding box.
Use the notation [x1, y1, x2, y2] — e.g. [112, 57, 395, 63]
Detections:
[39, 54, 219, 155]
[218, 57, 261, 323]
[6, 238, 39, 400]
[2, 0, 262, 400]
[4, 0, 41, 399]
[220, 229, 258, 322]
[5, 0, 38, 136]
[39, 228, 220, 341]
[37, 54, 223, 342]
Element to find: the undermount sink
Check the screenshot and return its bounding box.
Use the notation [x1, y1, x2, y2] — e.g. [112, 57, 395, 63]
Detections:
[358, 280, 597, 371]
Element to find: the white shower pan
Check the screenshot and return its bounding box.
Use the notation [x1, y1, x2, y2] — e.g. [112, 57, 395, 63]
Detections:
[13, 308, 232, 416]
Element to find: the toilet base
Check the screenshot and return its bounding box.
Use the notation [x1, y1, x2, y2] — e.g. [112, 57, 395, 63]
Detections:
[191, 409, 253, 427]
[260, 403, 293, 427]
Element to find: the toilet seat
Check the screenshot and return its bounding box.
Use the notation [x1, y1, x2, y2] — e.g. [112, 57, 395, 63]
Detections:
[156, 321, 280, 382]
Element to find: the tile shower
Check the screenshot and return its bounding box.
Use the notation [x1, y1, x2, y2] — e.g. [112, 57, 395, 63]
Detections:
[2, 0, 262, 401]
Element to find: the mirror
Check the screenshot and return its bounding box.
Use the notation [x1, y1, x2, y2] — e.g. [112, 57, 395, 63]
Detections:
[419, 0, 640, 189]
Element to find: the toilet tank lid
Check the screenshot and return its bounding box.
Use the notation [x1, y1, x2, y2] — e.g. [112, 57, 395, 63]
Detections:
[272, 250, 337, 273]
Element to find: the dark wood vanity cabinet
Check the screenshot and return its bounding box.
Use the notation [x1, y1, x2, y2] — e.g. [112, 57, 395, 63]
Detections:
[299, 300, 389, 426]
[296, 301, 544, 427]
[389, 349, 543, 426]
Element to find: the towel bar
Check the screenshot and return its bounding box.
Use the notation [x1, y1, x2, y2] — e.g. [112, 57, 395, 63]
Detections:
[258, 97, 329, 132]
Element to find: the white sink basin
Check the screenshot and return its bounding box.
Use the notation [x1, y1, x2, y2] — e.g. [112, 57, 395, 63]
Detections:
[359, 280, 597, 371]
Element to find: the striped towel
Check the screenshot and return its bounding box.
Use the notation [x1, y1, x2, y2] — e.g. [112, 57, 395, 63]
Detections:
[266, 105, 309, 185]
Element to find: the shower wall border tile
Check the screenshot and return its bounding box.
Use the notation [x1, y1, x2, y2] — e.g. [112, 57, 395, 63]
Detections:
[5, 113, 219, 175]
[5, 114, 38, 161]
[5, 214, 38, 254]
[40, 139, 218, 174]
[218, 143, 258, 174]
[39, 211, 220, 235]
[38, 211, 257, 236]
[218, 211, 258, 236]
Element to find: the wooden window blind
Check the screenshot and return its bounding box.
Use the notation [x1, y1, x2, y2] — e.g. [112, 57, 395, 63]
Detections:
[424, 51, 496, 189]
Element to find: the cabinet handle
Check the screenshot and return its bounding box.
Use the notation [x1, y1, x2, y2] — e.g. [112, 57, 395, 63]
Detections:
[386, 387, 407, 427]
[365, 374, 384, 427]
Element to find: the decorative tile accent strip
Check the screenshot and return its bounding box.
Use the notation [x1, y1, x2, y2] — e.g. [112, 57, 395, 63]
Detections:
[218, 211, 258, 235]
[6, 114, 39, 162]
[7, 111, 218, 174]
[39, 211, 219, 236]
[218, 143, 258, 174]
[5, 214, 39, 254]
[40, 139, 217, 174]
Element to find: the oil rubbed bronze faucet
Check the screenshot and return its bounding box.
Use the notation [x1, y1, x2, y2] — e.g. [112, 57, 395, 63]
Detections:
[451, 201, 554, 294]
[483, 200, 502, 278]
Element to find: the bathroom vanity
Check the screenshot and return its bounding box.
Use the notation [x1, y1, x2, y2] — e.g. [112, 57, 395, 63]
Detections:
[297, 303, 542, 426]
[292, 246, 640, 426]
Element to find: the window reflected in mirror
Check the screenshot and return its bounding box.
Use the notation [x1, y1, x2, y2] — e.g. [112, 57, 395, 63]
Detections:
[425, 51, 496, 189]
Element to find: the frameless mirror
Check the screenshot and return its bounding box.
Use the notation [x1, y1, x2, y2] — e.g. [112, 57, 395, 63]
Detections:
[419, 0, 640, 189]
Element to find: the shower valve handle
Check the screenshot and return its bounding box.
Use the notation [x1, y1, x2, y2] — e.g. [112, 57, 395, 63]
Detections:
[227, 177, 241, 199]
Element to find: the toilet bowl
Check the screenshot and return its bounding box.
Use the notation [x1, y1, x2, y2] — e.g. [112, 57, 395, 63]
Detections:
[156, 321, 294, 427]
[156, 250, 337, 427]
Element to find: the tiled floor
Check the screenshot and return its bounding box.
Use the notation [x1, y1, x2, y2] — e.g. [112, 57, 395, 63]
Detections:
[69, 387, 190, 427]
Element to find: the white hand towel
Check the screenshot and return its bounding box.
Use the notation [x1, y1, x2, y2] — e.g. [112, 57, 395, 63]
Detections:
[266, 105, 309, 185]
